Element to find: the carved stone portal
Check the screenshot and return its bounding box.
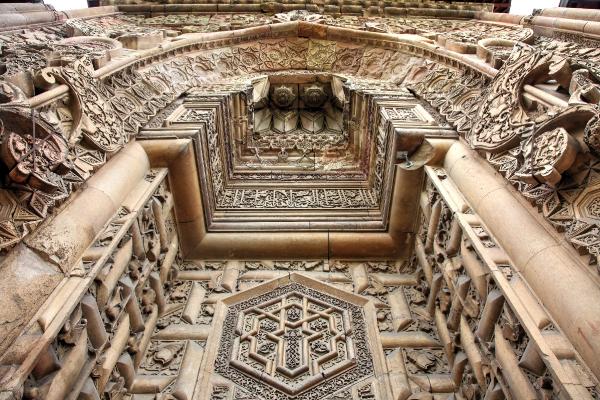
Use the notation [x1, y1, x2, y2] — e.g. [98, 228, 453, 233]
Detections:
[211, 273, 384, 400]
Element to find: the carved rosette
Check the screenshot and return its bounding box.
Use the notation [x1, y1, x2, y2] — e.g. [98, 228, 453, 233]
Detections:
[301, 84, 328, 109]
[515, 127, 579, 186]
[271, 85, 297, 108]
[0, 108, 72, 205]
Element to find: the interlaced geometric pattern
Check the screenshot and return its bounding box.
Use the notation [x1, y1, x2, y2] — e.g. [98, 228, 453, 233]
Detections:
[214, 282, 375, 400]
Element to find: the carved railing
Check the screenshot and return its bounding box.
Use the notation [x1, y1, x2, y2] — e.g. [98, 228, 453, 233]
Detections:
[411, 166, 599, 399]
[0, 168, 183, 399]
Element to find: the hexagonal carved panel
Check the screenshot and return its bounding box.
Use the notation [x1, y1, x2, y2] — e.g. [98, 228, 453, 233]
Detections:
[213, 274, 378, 400]
[574, 184, 600, 223]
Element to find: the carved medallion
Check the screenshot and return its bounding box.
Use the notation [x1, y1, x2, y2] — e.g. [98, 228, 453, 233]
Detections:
[574, 185, 600, 223]
[214, 274, 377, 400]
[301, 84, 328, 108]
[0, 109, 71, 194]
[515, 127, 579, 186]
[272, 85, 297, 109]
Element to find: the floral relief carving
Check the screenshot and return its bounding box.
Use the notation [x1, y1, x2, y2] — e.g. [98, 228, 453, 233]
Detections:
[410, 42, 600, 266]
[331, 44, 365, 75]
[229, 40, 309, 73]
[54, 58, 127, 152]
[409, 63, 487, 136]
[469, 44, 550, 152]
[307, 40, 336, 71]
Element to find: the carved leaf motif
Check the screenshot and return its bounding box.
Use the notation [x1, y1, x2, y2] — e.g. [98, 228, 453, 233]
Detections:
[59, 58, 127, 152]
[470, 44, 549, 152]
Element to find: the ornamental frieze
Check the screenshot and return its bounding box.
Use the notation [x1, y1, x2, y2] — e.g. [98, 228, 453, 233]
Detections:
[0, 6, 591, 257]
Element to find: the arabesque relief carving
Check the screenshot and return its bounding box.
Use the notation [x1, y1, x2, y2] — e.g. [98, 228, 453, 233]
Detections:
[409, 42, 600, 267]
[1, 4, 600, 400]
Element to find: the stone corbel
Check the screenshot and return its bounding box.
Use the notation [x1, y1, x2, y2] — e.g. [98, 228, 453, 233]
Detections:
[394, 127, 457, 171]
[250, 75, 270, 109]
[394, 129, 434, 170]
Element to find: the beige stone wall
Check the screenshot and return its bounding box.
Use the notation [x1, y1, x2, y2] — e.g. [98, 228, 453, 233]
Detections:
[1, 3, 600, 399]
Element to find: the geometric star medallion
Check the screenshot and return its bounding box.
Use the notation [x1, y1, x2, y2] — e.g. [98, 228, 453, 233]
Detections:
[213, 273, 379, 400]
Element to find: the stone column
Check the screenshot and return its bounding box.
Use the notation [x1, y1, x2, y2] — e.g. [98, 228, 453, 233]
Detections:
[444, 141, 600, 378]
[25, 141, 150, 270]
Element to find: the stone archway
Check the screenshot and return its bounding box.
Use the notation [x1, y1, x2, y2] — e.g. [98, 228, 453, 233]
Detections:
[1, 5, 600, 400]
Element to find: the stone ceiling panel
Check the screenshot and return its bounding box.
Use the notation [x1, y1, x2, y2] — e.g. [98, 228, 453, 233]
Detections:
[140, 71, 448, 231]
